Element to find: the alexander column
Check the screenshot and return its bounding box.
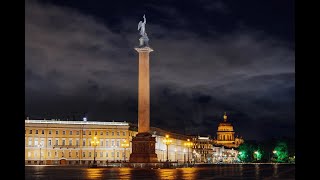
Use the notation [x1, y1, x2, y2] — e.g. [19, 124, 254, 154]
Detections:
[129, 15, 158, 163]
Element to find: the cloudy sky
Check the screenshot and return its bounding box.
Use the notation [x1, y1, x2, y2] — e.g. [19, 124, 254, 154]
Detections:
[25, 0, 295, 140]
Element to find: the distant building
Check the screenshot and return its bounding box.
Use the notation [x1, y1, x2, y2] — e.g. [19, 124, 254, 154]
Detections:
[213, 113, 244, 148]
[192, 136, 213, 163]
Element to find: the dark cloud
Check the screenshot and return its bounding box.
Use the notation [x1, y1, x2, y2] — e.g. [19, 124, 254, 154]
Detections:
[25, 0, 294, 140]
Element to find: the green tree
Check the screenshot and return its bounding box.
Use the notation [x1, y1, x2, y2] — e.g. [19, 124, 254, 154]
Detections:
[273, 141, 289, 163]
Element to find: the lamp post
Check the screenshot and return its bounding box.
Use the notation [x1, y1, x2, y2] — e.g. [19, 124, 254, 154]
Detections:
[121, 140, 129, 162]
[91, 136, 99, 166]
[38, 143, 43, 165]
[273, 150, 277, 162]
[184, 139, 193, 164]
[163, 135, 172, 162]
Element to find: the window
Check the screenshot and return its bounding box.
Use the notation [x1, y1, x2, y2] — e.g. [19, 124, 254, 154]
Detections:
[34, 138, 38, 146]
[69, 140, 72, 146]
[35, 130, 38, 134]
[106, 140, 109, 147]
[83, 140, 86, 146]
[111, 140, 114, 147]
[55, 151, 58, 157]
[48, 139, 52, 146]
[100, 131, 103, 135]
[56, 130, 59, 135]
[76, 131, 79, 135]
[112, 152, 114, 157]
[83, 131, 86, 135]
[83, 152, 85, 157]
[48, 152, 51, 157]
[69, 152, 72, 157]
[123, 132, 126, 136]
[95, 131, 97, 135]
[117, 132, 120, 136]
[28, 152, 31, 158]
[116, 140, 120, 147]
[100, 152, 103, 157]
[112, 132, 114, 136]
[106, 152, 108, 157]
[70, 131, 72, 135]
[62, 140, 65, 146]
[117, 152, 119, 157]
[106, 132, 109, 136]
[55, 139, 58, 146]
[76, 139, 79, 146]
[42, 130, 44, 134]
[89, 152, 92, 157]
[89, 131, 91, 135]
[34, 152, 37, 158]
[62, 152, 64, 157]
[76, 152, 78, 157]
[28, 138, 32, 146]
[49, 130, 52, 135]
[63, 131, 66, 135]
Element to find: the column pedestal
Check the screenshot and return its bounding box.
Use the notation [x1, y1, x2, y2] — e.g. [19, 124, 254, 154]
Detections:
[129, 132, 158, 163]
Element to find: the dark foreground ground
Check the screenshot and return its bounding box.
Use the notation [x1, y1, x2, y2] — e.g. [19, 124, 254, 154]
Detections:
[25, 164, 295, 179]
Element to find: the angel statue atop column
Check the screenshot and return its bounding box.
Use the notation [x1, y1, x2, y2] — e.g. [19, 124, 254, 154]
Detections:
[138, 14, 147, 37]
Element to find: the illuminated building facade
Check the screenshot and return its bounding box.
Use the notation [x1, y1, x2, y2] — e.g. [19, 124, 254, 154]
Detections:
[213, 113, 244, 148]
[192, 136, 213, 163]
[25, 119, 193, 165]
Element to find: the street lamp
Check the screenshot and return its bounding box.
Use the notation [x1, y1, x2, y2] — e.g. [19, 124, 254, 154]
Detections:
[91, 136, 99, 166]
[121, 140, 129, 162]
[163, 135, 172, 162]
[184, 139, 193, 164]
[38, 143, 43, 165]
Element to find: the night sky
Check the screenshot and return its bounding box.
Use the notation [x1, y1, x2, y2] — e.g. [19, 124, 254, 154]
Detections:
[25, 0, 295, 141]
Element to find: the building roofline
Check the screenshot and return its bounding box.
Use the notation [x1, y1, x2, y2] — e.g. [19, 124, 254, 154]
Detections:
[25, 119, 129, 126]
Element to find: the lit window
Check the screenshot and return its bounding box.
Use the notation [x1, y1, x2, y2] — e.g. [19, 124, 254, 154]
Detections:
[48, 152, 51, 157]
[28, 138, 32, 146]
[117, 132, 120, 136]
[55, 139, 58, 146]
[48, 139, 52, 146]
[100, 131, 103, 135]
[100, 152, 103, 157]
[106, 132, 109, 136]
[123, 132, 126, 136]
[28, 152, 31, 158]
[100, 140, 103, 146]
[89, 152, 92, 157]
[62, 140, 65, 146]
[112, 132, 114, 136]
[106, 140, 109, 147]
[69, 140, 72, 146]
[76, 152, 78, 157]
[106, 152, 108, 157]
[116, 140, 120, 147]
[76, 139, 79, 146]
[83, 152, 85, 157]
[69, 152, 72, 157]
[117, 152, 119, 157]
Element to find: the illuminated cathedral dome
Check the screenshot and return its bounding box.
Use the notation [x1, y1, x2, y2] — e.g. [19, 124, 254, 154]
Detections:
[213, 112, 244, 148]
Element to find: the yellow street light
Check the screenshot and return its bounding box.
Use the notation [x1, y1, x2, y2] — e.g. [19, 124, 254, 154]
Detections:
[163, 135, 172, 162]
[184, 139, 193, 164]
[121, 140, 130, 162]
[91, 136, 99, 166]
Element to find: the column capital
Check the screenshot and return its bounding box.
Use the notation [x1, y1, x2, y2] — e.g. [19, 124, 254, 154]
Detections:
[135, 47, 154, 53]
